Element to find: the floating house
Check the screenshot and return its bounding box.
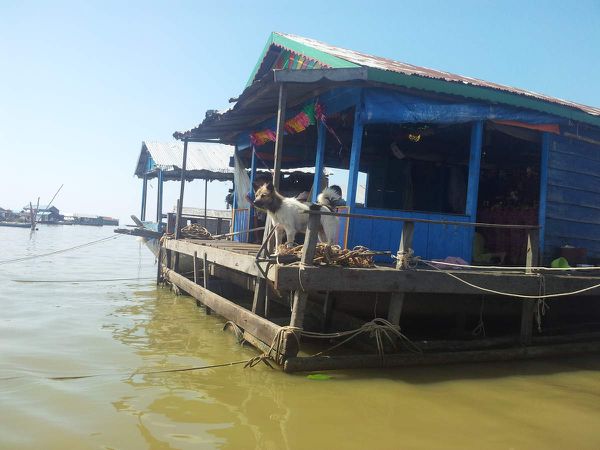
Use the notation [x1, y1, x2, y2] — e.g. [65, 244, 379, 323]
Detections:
[133, 141, 234, 234]
[157, 33, 600, 371]
[21, 204, 62, 223]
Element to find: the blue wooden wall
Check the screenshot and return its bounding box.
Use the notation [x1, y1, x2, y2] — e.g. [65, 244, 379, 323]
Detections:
[346, 207, 472, 262]
[544, 134, 600, 261]
[233, 209, 249, 242]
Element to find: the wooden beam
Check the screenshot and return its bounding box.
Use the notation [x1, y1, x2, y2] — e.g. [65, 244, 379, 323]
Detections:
[156, 169, 164, 224]
[164, 268, 296, 356]
[251, 277, 266, 316]
[156, 246, 163, 285]
[140, 174, 148, 221]
[301, 205, 321, 266]
[396, 221, 414, 269]
[163, 238, 265, 277]
[204, 178, 208, 228]
[346, 105, 364, 208]
[387, 292, 405, 326]
[193, 251, 199, 284]
[311, 121, 326, 203]
[283, 341, 600, 373]
[203, 252, 212, 315]
[174, 139, 189, 240]
[274, 266, 543, 295]
[526, 229, 540, 272]
[520, 299, 535, 345]
[272, 83, 287, 191]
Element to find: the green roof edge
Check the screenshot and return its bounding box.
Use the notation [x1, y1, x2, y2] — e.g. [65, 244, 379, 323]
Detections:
[246, 33, 359, 87]
[367, 68, 600, 128]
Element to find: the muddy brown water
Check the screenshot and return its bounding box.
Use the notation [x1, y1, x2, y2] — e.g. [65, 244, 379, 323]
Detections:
[2, 226, 600, 449]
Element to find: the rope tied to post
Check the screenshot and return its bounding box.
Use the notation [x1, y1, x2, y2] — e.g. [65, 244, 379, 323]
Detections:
[243, 319, 422, 369]
[244, 326, 302, 369]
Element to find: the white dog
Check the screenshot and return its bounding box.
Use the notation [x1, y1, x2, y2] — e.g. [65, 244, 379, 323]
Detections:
[253, 183, 340, 246]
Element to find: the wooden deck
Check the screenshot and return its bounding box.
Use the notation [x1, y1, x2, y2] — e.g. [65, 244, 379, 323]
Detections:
[159, 237, 600, 372]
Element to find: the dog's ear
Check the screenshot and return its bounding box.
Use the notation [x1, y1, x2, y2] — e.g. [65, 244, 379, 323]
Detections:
[265, 181, 274, 191]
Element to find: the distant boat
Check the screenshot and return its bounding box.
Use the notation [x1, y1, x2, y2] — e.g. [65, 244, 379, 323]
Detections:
[0, 222, 31, 228]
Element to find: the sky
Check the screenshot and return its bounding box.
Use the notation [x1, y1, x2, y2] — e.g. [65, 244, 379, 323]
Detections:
[1, 0, 599, 223]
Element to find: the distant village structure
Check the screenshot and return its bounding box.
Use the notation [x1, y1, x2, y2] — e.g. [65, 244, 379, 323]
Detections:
[0, 205, 119, 226]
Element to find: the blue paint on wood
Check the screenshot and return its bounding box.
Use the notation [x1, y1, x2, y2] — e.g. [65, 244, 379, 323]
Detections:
[347, 104, 364, 208]
[538, 133, 549, 260]
[544, 134, 600, 260]
[346, 207, 472, 262]
[233, 209, 249, 242]
[312, 121, 326, 202]
[140, 174, 148, 221]
[156, 169, 164, 226]
[465, 121, 483, 218]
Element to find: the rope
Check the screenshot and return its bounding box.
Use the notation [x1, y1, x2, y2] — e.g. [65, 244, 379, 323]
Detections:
[223, 321, 245, 344]
[302, 318, 422, 357]
[420, 258, 600, 272]
[276, 243, 379, 268]
[471, 297, 486, 337]
[421, 260, 600, 299]
[244, 326, 301, 368]
[1, 360, 252, 382]
[0, 235, 122, 265]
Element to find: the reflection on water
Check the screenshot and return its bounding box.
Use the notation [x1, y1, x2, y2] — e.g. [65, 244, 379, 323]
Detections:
[1, 225, 600, 449]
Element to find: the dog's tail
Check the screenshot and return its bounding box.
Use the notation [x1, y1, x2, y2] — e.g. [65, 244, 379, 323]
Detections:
[317, 187, 341, 209]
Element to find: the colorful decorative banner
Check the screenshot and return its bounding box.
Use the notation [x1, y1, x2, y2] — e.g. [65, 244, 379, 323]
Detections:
[250, 103, 322, 146]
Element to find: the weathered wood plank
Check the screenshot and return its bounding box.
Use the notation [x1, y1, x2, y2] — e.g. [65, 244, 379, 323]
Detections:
[164, 239, 264, 277]
[274, 265, 600, 296]
[283, 341, 600, 372]
[164, 268, 297, 355]
[387, 292, 405, 326]
[274, 266, 541, 295]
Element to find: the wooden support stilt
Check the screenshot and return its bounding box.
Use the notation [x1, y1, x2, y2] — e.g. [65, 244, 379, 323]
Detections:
[251, 277, 266, 316]
[272, 83, 287, 191]
[174, 199, 181, 273]
[321, 291, 334, 332]
[203, 252, 212, 315]
[387, 292, 405, 326]
[204, 178, 208, 229]
[193, 251, 199, 284]
[522, 228, 540, 345]
[396, 221, 415, 269]
[156, 246, 163, 285]
[520, 299, 535, 345]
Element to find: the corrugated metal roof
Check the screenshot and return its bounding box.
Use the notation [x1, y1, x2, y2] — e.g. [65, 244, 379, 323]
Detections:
[135, 141, 234, 180]
[274, 32, 600, 118]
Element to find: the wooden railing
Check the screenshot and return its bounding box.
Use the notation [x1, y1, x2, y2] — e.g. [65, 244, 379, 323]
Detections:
[301, 209, 541, 270]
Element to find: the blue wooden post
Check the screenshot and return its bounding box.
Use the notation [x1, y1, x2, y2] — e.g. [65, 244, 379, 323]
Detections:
[464, 120, 484, 263]
[465, 121, 484, 219]
[538, 132, 550, 262]
[140, 173, 148, 221]
[247, 147, 258, 241]
[346, 107, 364, 209]
[312, 121, 326, 203]
[156, 169, 163, 226]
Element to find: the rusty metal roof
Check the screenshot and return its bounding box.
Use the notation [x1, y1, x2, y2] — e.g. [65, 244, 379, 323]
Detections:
[135, 141, 234, 181]
[274, 32, 600, 118]
[175, 32, 600, 142]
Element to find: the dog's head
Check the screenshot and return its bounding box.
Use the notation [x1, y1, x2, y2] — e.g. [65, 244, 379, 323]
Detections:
[253, 182, 282, 212]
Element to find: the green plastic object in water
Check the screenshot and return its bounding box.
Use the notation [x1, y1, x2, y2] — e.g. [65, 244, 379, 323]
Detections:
[307, 373, 332, 380]
[551, 257, 571, 269]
